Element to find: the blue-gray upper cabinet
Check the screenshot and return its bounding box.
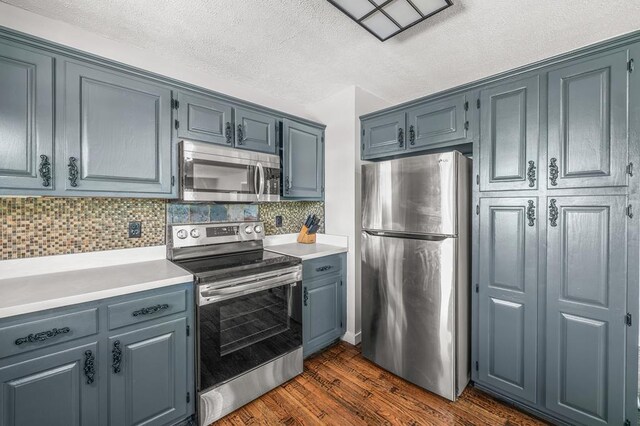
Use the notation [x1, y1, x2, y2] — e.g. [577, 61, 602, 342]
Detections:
[406, 93, 472, 150]
[234, 107, 278, 154]
[282, 119, 324, 199]
[477, 197, 538, 404]
[0, 342, 100, 426]
[59, 59, 174, 196]
[108, 317, 189, 426]
[176, 91, 233, 147]
[361, 112, 406, 160]
[545, 195, 627, 426]
[0, 41, 54, 192]
[479, 74, 540, 191]
[547, 49, 629, 189]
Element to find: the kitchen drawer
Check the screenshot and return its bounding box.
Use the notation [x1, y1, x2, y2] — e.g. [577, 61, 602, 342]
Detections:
[107, 289, 187, 330]
[303, 255, 342, 280]
[0, 308, 98, 359]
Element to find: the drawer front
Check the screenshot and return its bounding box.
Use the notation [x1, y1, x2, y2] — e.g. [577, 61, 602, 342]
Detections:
[303, 255, 343, 280]
[0, 308, 98, 359]
[108, 289, 187, 330]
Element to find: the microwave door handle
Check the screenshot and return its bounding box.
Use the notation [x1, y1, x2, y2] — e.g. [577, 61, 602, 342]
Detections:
[257, 162, 265, 199]
[253, 164, 259, 199]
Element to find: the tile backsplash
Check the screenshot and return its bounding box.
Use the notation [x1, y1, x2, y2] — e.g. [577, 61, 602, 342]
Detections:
[1, 198, 324, 260]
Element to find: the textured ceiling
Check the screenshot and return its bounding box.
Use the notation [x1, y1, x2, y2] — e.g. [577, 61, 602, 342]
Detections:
[3, 0, 640, 106]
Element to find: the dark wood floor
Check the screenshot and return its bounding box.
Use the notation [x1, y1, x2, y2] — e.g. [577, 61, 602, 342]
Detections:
[214, 342, 548, 425]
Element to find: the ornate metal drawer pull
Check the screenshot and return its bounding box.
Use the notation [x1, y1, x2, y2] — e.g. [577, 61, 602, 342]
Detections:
[39, 154, 51, 187]
[68, 157, 79, 187]
[303, 287, 308, 306]
[112, 340, 122, 374]
[316, 265, 333, 272]
[527, 160, 536, 187]
[225, 122, 232, 144]
[237, 124, 245, 144]
[549, 199, 558, 227]
[14, 327, 71, 346]
[409, 125, 416, 145]
[549, 158, 559, 186]
[132, 303, 170, 317]
[527, 200, 535, 227]
[84, 350, 95, 384]
[398, 128, 404, 147]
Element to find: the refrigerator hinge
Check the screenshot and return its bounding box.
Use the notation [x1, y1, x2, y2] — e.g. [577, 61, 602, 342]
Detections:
[626, 313, 632, 327]
[475, 361, 479, 371]
[626, 162, 633, 177]
[464, 101, 469, 111]
[475, 284, 479, 293]
[626, 204, 633, 219]
[186, 324, 190, 336]
[476, 205, 479, 215]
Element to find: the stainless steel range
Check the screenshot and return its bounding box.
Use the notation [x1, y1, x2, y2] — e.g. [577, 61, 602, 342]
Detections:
[167, 221, 303, 425]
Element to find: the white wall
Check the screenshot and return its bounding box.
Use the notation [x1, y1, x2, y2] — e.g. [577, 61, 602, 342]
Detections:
[0, 2, 315, 121]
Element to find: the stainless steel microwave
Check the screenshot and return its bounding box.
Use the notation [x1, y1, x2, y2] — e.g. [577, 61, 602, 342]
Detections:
[180, 141, 280, 202]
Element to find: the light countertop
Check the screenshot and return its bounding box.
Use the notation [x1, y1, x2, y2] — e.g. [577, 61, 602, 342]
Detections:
[264, 233, 348, 261]
[0, 246, 193, 319]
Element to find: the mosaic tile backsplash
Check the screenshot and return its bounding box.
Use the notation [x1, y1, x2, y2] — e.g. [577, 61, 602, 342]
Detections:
[1, 198, 324, 260]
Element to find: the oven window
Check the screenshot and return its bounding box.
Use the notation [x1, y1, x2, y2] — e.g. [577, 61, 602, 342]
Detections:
[186, 159, 256, 194]
[198, 283, 302, 391]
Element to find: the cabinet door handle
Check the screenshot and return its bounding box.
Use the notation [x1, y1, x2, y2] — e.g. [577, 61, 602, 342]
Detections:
[549, 199, 558, 227]
[303, 287, 308, 306]
[315, 265, 332, 272]
[84, 350, 95, 385]
[39, 154, 51, 187]
[225, 122, 232, 144]
[112, 340, 122, 374]
[549, 158, 559, 186]
[132, 303, 170, 317]
[398, 128, 404, 147]
[527, 160, 536, 187]
[68, 157, 79, 187]
[409, 125, 415, 145]
[237, 124, 245, 144]
[527, 200, 535, 226]
[284, 176, 291, 194]
[14, 327, 70, 346]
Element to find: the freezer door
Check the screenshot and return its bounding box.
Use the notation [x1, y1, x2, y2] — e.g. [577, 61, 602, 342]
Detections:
[361, 231, 457, 400]
[362, 151, 460, 236]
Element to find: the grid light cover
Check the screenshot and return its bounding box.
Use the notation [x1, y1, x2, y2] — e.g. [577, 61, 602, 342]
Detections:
[327, 0, 452, 41]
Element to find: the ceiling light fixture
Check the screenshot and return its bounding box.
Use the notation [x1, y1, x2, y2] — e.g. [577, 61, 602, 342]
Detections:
[327, 0, 452, 41]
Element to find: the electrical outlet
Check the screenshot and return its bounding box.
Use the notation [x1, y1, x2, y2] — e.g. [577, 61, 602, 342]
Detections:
[128, 221, 142, 238]
[275, 215, 283, 227]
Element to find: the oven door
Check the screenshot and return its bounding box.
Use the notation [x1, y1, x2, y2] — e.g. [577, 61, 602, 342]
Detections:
[197, 267, 302, 392]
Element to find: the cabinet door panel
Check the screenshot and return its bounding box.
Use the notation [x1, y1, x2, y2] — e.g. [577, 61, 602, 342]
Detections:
[61, 60, 172, 194]
[177, 92, 233, 146]
[477, 198, 537, 403]
[545, 196, 626, 425]
[282, 119, 323, 199]
[108, 318, 188, 426]
[407, 93, 469, 150]
[0, 42, 54, 191]
[479, 75, 540, 191]
[303, 274, 342, 357]
[361, 112, 406, 159]
[547, 50, 628, 189]
[0, 343, 99, 426]
[234, 107, 277, 154]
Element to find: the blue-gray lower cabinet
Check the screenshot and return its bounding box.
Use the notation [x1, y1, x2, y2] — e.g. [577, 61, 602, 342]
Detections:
[302, 254, 346, 357]
[234, 107, 278, 154]
[0, 283, 194, 426]
[176, 91, 234, 147]
[0, 342, 100, 426]
[282, 119, 324, 200]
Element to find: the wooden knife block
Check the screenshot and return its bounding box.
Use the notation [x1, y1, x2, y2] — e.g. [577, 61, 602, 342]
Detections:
[297, 225, 316, 244]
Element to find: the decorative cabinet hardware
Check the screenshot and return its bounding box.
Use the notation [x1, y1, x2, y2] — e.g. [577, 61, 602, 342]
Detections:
[409, 125, 416, 145]
[38, 154, 51, 187]
[225, 122, 232, 144]
[464, 101, 469, 111]
[464, 121, 469, 131]
[549, 199, 558, 227]
[527, 161, 536, 187]
[112, 340, 122, 374]
[398, 128, 404, 147]
[527, 200, 535, 226]
[549, 158, 559, 186]
[628, 58, 635, 73]
[68, 157, 79, 187]
[132, 303, 170, 317]
[626, 204, 633, 219]
[626, 313, 633, 327]
[84, 350, 95, 384]
[14, 327, 71, 346]
[303, 287, 308, 306]
[171, 98, 180, 109]
[237, 124, 245, 144]
[316, 265, 333, 272]
[627, 162, 634, 177]
[174, 119, 180, 130]
[284, 176, 291, 194]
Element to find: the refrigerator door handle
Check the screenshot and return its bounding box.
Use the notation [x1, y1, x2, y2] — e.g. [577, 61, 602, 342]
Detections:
[363, 229, 454, 241]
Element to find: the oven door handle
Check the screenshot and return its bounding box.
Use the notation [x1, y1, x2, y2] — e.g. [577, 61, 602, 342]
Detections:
[199, 272, 300, 305]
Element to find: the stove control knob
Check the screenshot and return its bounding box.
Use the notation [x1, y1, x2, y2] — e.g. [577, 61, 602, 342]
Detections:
[254, 225, 263, 234]
[190, 229, 200, 238]
[244, 225, 253, 234]
[176, 229, 188, 239]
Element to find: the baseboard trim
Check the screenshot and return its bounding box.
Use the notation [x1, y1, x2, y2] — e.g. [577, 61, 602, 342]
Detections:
[342, 330, 361, 345]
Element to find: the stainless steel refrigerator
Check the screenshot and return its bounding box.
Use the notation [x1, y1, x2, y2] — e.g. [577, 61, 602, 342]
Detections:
[361, 151, 471, 401]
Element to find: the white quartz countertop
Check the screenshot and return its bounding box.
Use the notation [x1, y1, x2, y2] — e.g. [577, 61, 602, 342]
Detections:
[0, 246, 193, 319]
[264, 233, 348, 261]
